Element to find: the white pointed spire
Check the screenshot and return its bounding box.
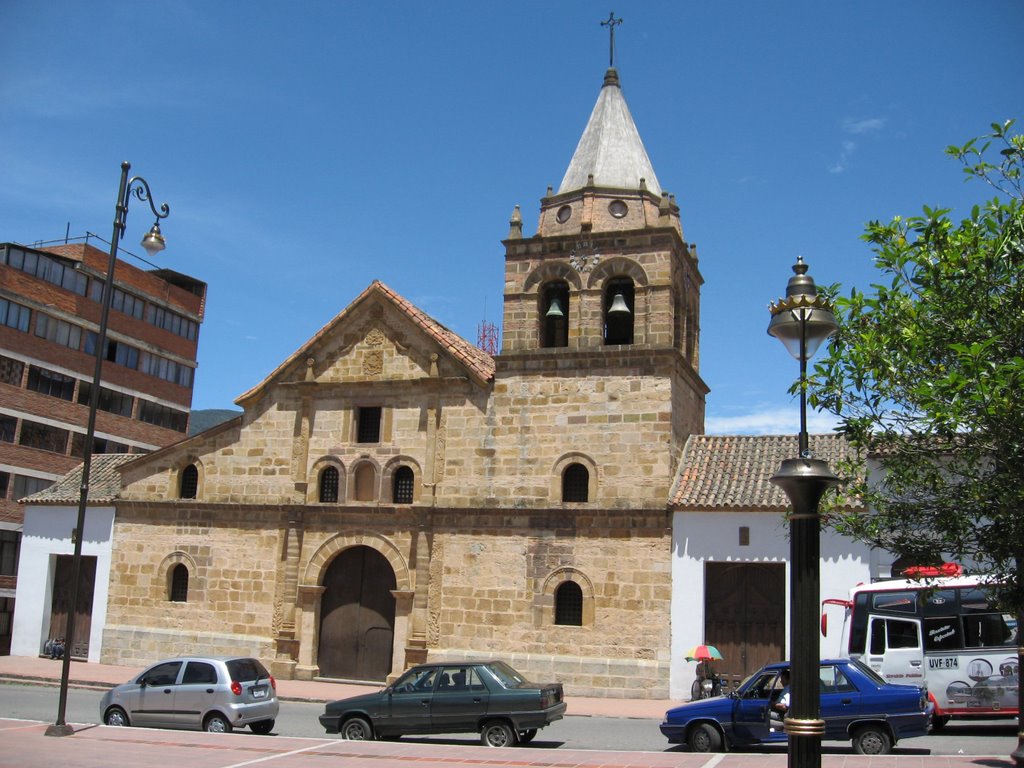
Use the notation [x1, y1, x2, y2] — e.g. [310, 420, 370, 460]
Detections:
[557, 68, 662, 197]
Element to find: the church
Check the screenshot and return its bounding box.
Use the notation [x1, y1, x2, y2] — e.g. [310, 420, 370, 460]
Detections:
[15, 60, 885, 700]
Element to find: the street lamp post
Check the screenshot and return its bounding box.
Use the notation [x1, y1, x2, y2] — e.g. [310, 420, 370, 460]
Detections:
[767, 257, 840, 768]
[45, 161, 169, 737]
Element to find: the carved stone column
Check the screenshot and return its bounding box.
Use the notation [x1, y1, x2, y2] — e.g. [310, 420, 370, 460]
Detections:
[294, 584, 326, 680]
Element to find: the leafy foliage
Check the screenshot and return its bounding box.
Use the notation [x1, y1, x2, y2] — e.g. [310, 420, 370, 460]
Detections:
[809, 120, 1024, 614]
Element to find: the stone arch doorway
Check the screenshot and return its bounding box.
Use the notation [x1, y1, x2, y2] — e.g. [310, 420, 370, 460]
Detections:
[318, 546, 397, 681]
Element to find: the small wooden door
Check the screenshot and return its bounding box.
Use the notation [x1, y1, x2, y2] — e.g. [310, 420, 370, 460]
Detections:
[48, 555, 96, 659]
[318, 547, 396, 681]
[704, 562, 785, 689]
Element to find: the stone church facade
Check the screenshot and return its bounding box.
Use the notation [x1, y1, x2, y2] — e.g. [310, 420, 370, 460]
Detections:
[81, 65, 708, 698]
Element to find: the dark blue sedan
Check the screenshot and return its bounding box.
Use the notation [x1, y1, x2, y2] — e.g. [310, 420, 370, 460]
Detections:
[660, 658, 932, 755]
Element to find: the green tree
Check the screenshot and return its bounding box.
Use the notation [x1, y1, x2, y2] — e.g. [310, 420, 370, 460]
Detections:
[810, 119, 1024, 615]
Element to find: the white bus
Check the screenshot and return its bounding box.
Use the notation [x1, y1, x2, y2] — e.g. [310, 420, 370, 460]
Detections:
[823, 567, 1019, 728]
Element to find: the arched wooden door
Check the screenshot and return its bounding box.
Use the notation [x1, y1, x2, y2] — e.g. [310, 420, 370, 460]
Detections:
[318, 546, 396, 681]
[704, 562, 785, 689]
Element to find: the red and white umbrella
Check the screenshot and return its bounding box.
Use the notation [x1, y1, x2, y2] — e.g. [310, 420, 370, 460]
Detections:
[684, 644, 724, 662]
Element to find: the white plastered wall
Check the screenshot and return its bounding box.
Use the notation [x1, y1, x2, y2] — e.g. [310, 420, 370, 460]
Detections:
[11, 504, 115, 662]
[669, 509, 875, 700]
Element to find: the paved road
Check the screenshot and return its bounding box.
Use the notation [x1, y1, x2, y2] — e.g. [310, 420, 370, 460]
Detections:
[1, 683, 1019, 757]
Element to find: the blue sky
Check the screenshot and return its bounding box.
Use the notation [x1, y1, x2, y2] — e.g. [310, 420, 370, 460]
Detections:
[2, 1, 1020, 434]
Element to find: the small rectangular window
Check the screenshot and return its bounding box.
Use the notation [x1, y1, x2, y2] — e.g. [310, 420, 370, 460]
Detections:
[357, 406, 382, 443]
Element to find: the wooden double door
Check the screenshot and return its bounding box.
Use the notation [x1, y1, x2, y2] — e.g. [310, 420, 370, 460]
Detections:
[318, 546, 396, 681]
[704, 562, 786, 688]
[47, 555, 96, 659]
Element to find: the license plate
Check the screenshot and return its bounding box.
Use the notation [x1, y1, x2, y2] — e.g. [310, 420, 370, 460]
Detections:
[252, 687, 267, 699]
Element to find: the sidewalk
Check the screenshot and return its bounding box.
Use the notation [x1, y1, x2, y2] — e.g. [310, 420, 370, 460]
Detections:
[0, 654, 676, 719]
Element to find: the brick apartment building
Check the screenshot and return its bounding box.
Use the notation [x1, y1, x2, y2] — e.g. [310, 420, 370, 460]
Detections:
[0, 238, 206, 653]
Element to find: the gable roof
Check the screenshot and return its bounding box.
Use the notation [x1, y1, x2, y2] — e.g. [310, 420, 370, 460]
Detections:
[236, 280, 495, 405]
[22, 454, 138, 505]
[670, 434, 861, 511]
[558, 68, 662, 196]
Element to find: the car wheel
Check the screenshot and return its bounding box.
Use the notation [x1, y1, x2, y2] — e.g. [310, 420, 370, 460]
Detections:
[687, 723, 723, 753]
[104, 706, 129, 727]
[518, 728, 538, 743]
[249, 719, 275, 735]
[204, 713, 233, 733]
[340, 716, 373, 741]
[930, 715, 950, 732]
[480, 720, 516, 747]
[852, 724, 892, 755]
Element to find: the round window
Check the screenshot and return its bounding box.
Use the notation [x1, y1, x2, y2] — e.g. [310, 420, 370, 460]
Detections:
[609, 200, 628, 218]
[556, 205, 572, 223]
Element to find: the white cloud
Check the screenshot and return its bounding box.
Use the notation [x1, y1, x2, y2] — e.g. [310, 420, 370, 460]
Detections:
[842, 117, 887, 135]
[706, 405, 840, 436]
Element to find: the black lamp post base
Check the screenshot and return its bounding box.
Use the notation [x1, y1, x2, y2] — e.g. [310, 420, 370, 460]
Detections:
[44, 723, 76, 737]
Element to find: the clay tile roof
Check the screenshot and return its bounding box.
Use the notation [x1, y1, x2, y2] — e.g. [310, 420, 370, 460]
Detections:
[670, 433, 860, 511]
[22, 454, 137, 505]
[372, 281, 495, 384]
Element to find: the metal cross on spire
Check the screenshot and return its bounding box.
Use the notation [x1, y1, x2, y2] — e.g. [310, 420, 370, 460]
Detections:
[600, 11, 623, 68]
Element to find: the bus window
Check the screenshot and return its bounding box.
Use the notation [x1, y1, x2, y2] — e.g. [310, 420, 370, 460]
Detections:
[871, 617, 919, 653]
[922, 589, 957, 615]
[923, 616, 962, 651]
[849, 593, 870, 654]
[872, 591, 918, 613]
[960, 587, 997, 613]
[963, 613, 1012, 647]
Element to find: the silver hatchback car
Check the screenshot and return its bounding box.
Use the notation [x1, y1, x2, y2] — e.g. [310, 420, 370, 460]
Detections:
[99, 656, 278, 733]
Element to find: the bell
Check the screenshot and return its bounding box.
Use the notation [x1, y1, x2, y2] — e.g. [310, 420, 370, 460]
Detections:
[545, 297, 565, 318]
[608, 292, 631, 315]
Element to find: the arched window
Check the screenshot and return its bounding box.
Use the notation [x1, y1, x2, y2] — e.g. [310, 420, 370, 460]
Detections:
[170, 563, 189, 602]
[562, 463, 589, 502]
[541, 281, 569, 348]
[603, 277, 634, 345]
[393, 466, 414, 504]
[554, 581, 583, 626]
[319, 466, 339, 502]
[179, 464, 198, 499]
[354, 463, 375, 502]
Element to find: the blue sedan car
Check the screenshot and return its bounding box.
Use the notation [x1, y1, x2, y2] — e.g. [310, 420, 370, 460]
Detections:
[661, 658, 932, 755]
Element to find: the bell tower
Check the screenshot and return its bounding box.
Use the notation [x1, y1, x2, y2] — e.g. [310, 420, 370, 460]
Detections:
[498, 59, 707, 476]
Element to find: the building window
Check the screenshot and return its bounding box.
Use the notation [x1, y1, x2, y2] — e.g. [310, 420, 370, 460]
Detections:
[137, 399, 187, 431]
[3, 245, 87, 295]
[70, 433, 129, 458]
[27, 366, 75, 401]
[147, 304, 198, 341]
[356, 406, 382, 443]
[0, 530, 20, 576]
[393, 466, 414, 504]
[34, 314, 83, 351]
[18, 420, 69, 454]
[319, 466, 339, 503]
[138, 351, 193, 387]
[0, 471, 8, 499]
[169, 563, 189, 602]
[603, 278, 635, 345]
[562, 463, 589, 502]
[179, 465, 198, 499]
[12, 475, 53, 501]
[554, 581, 583, 626]
[0, 298, 31, 333]
[0, 416, 16, 443]
[541, 281, 569, 348]
[0, 355, 24, 386]
[85, 333, 140, 371]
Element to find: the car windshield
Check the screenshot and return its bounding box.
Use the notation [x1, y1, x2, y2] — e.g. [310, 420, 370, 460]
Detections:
[849, 657, 889, 686]
[484, 661, 527, 688]
[226, 658, 269, 683]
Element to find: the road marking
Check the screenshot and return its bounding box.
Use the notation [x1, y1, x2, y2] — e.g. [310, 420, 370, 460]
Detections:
[703, 754, 726, 768]
[220, 740, 337, 768]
